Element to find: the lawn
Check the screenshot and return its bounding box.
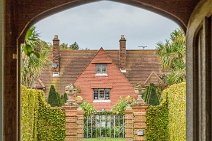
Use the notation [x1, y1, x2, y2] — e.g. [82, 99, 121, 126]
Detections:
[83, 138, 125, 141]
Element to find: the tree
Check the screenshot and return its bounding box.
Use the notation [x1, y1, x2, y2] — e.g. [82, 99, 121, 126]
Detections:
[69, 42, 79, 50]
[142, 83, 161, 106]
[64, 93, 68, 102]
[60, 95, 65, 106]
[21, 26, 51, 87]
[60, 93, 68, 106]
[156, 28, 186, 85]
[60, 42, 79, 50]
[47, 85, 61, 107]
[60, 43, 69, 50]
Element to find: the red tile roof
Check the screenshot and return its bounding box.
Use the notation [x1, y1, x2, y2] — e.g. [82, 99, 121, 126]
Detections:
[91, 47, 113, 64]
[35, 49, 162, 94]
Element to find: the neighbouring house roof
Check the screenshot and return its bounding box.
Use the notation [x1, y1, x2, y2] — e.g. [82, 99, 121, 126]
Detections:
[35, 49, 162, 94]
[141, 71, 164, 87]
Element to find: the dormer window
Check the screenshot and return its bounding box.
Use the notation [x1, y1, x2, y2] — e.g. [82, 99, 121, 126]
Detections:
[96, 64, 107, 76]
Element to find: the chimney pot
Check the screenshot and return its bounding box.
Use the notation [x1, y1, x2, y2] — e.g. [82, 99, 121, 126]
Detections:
[121, 35, 125, 40]
[54, 35, 59, 40]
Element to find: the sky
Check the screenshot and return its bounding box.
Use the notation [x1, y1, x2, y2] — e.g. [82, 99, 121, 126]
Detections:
[34, 1, 179, 50]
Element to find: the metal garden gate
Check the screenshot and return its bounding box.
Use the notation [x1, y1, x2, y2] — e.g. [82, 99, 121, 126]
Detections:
[84, 113, 125, 139]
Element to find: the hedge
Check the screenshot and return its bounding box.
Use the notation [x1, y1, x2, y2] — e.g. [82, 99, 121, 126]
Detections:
[21, 86, 65, 141]
[163, 82, 186, 141]
[21, 86, 39, 141]
[146, 82, 186, 141]
[146, 100, 169, 141]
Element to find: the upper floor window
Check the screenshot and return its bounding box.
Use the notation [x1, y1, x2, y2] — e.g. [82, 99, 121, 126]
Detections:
[93, 88, 110, 101]
[96, 64, 107, 76]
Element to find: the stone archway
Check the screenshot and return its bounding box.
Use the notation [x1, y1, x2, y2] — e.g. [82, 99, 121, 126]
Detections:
[16, 0, 198, 41]
[4, 0, 212, 141]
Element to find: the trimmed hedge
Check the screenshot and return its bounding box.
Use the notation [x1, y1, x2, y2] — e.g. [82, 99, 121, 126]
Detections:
[163, 82, 186, 141]
[146, 100, 169, 141]
[146, 82, 186, 141]
[21, 86, 39, 141]
[21, 86, 65, 141]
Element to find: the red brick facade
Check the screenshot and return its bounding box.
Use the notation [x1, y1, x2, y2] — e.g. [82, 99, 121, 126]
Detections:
[74, 48, 137, 110]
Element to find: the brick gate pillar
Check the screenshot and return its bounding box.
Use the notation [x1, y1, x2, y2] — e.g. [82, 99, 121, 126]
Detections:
[76, 107, 84, 140]
[125, 105, 133, 141]
[132, 104, 148, 141]
[62, 105, 84, 141]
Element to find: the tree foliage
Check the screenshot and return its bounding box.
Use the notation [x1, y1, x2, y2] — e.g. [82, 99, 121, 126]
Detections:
[21, 26, 51, 87]
[70, 42, 79, 50]
[112, 98, 128, 115]
[142, 83, 161, 106]
[47, 85, 61, 107]
[112, 96, 135, 115]
[80, 101, 96, 116]
[60, 41, 79, 50]
[156, 28, 186, 85]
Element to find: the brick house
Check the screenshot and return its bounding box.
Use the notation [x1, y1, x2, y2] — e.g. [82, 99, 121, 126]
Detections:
[35, 35, 162, 110]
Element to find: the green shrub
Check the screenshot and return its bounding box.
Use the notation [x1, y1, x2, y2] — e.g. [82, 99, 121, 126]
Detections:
[21, 85, 65, 141]
[146, 82, 186, 141]
[64, 93, 68, 102]
[111, 98, 128, 115]
[48, 85, 61, 107]
[37, 93, 65, 141]
[163, 82, 186, 141]
[146, 100, 169, 141]
[21, 86, 39, 141]
[142, 83, 161, 106]
[81, 101, 96, 116]
[112, 96, 135, 115]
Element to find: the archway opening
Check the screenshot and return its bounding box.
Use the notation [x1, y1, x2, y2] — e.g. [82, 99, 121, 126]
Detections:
[19, 1, 186, 141]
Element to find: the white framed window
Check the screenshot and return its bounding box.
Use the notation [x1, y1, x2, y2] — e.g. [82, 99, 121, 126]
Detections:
[93, 88, 110, 101]
[96, 64, 107, 76]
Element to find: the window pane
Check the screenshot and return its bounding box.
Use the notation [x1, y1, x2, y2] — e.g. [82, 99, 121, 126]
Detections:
[102, 64, 107, 73]
[96, 64, 107, 74]
[105, 89, 110, 100]
[93, 88, 110, 100]
[94, 89, 98, 100]
[96, 65, 101, 73]
[99, 89, 105, 99]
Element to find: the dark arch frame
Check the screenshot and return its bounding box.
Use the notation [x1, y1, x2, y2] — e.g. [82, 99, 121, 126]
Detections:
[18, 0, 188, 43]
[5, 0, 211, 141]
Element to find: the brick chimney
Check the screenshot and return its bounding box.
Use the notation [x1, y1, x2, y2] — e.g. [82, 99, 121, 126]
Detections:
[119, 35, 126, 72]
[52, 35, 60, 77]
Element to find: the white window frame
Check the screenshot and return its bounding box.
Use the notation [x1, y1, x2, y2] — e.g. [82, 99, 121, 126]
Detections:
[95, 64, 107, 76]
[93, 88, 111, 102]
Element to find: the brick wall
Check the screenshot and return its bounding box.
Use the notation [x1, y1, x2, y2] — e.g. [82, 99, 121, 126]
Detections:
[125, 104, 148, 141]
[62, 105, 84, 141]
[74, 49, 137, 110]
